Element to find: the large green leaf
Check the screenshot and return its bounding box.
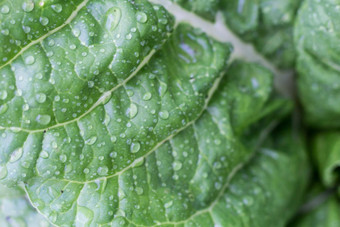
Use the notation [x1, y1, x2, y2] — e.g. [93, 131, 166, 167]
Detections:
[0, 0, 309, 226]
[0, 184, 51, 227]
[169, 0, 301, 69]
[295, 0, 340, 128]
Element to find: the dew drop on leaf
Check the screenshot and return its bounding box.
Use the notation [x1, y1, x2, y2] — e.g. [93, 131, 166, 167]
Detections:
[105, 7, 121, 32]
[22, 1, 34, 12]
[10, 148, 23, 163]
[0, 166, 8, 180]
[159, 81, 168, 97]
[83, 168, 90, 174]
[142, 92, 152, 101]
[0, 91, 7, 100]
[135, 187, 144, 195]
[173, 161, 182, 171]
[130, 142, 141, 153]
[1, 5, 10, 14]
[36, 93, 47, 103]
[128, 103, 138, 118]
[97, 166, 108, 176]
[40, 17, 49, 26]
[59, 154, 67, 163]
[69, 44, 76, 50]
[40, 150, 49, 159]
[159, 110, 169, 119]
[36, 114, 51, 125]
[72, 28, 81, 37]
[86, 136, 97, 145]
[0, 104, 8, 114]
[136, 11, 148, 23]
[25, 56, 35, 65]
[51, 4, 62, 13]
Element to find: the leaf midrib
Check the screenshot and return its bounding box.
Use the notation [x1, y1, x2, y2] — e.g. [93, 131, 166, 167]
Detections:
[44, 69, 227, 185]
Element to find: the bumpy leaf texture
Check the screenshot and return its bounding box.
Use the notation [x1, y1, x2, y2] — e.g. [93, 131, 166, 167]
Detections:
[0, 0, 309, 226]
[171, 0, 302, 69]
[295, 0, 340, 128]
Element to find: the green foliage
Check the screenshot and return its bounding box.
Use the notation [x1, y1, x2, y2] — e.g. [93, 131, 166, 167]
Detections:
[2, 0, 340, 226]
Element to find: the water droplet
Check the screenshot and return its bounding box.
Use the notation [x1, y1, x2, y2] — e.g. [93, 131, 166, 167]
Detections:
[98, 156, 104, 161]
[135, 187, 143, 195]
[59, 154, 67, 163]
[65, 164, 72, 173]
[159, 82, 168, 96]
[86, 136, 97, 145]
[36, 114, 51, 125]
[36, 93, 47, 103]
[0, 104, 8, 114]
[51, 4, 62, 13]
[22, 26, 31, 33]
[125, 33, 132, 40]
[1, 5, 10, 14]
[164, 201, 173, 208]
[173, 161, 182, 171]
[104, 114, 111, 126]
[142, 92, 152, 101]
[110, 152, 117, 158]
[110, 136, 117, 143]
[105, 7, 121, 32]
[130, 142, 141, 153]
[10, 148, 23, 163]
[83, 168, 90, 174]
[0, 91, 7, 100]
[40, 17, 49, 26]
[126, 90, 134, 97]
[25, 56, 35, 65]
[159, 18, 168, 25]
[159, 110, 169, 119]
[40, 150, 49, 159]
[0, 166, 8, 179]
[128, 103, 138, 118]
[72, 28, 81, 37]
[97, 166, 108, 176]
[88, 81, 94, 88]
[1, 29, 9, 36]
[69, 44, 76, 50]
[136, 11, 148, 23]
[22, 1, 34, 12]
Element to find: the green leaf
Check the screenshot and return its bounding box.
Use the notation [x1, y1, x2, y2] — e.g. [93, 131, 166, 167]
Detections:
[170, 0, 220, 21]
[220, 0, 302, 69]
[23, 55, 290, 226]
[312, 131, 340, 187]
[295, 0, 340, 128]
[291, 185, 340, 227]
[0, 0, 308, 226]
[170, 0, 301, 68]
[0, 184, 51, 227]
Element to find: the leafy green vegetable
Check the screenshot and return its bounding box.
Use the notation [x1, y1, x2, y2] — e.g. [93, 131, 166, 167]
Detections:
[0, 0, 321, 226]
[0, 184, 51, 227]
[295, 0, 340, 128]
[291, 185, 340, 227]
[294, 195, 340, 227]
[170, 0, 301, 68]
[313, 132, 340, 187]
